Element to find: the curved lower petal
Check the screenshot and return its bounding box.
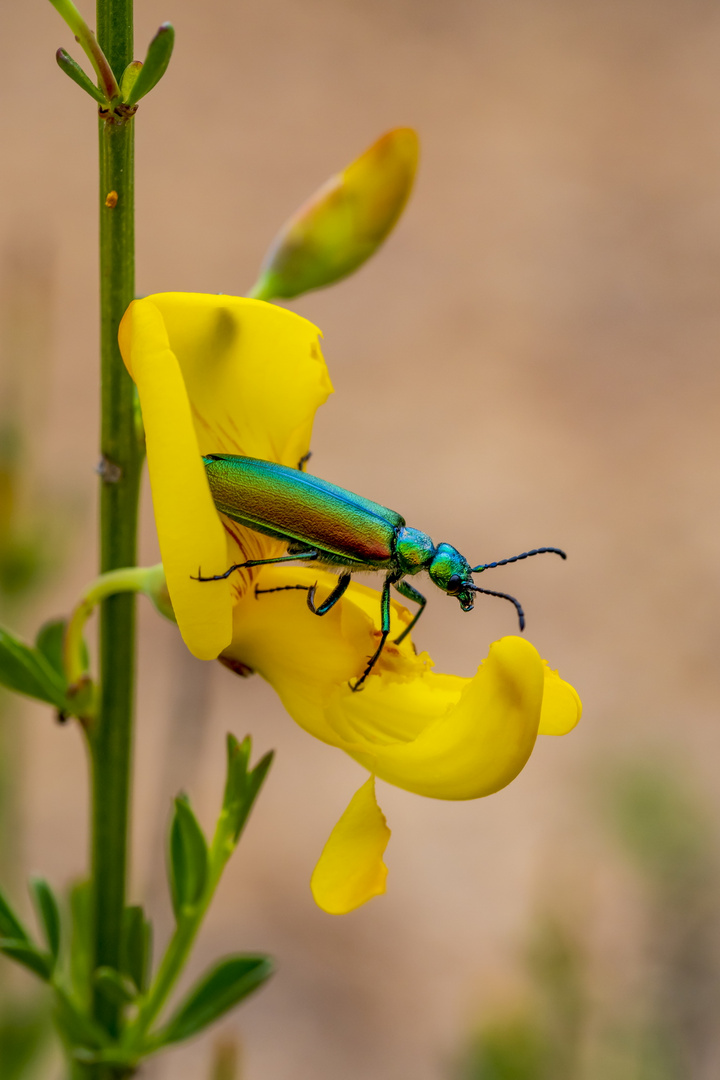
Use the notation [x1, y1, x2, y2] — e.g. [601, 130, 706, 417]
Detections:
[224, 565, 578, 801]
[539, 664, 582, 734]
[119, 293, 332, 657]
[311, 776, 390, 914]
[329, 637, 545, 799]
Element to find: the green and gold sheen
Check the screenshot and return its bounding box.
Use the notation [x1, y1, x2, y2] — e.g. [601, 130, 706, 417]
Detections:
[204, 454, 403, 566]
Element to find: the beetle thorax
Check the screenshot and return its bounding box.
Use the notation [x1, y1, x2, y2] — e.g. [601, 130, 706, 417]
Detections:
[394, 527, 437, 575]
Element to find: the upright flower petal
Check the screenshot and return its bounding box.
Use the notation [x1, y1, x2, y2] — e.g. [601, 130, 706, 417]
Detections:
[119, 293, 331, 659]
[119, 297, 231, 659]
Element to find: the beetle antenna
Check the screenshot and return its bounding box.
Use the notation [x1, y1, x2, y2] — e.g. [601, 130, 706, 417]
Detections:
[468, 585, 525, 631]
[471, 547, 566, 573]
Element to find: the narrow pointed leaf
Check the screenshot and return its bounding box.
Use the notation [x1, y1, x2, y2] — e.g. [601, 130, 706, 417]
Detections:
[124, 23, 175, 106]
[36, 618, 88, 682]
[29, 877, 60, 962]
[158, 955, 273, 1045]
[53, 986, 111, 1049]
[0, 939, 53, 981]
[223, 735, 273, 844]
[0, 887, 29, 942]
[169, 795, 208, 919]
[120, 904, 152, 992]
[69, 880, 92, 1006]
[0, 625, 68, 707]
[94, 966, 138, 1005]
[0, 1000, 51, 1080]
[247, 752, 274, 812]
[73, 1047, 139, 1067]
[120, 60, 143, 102]
[55, 48, 107, 105]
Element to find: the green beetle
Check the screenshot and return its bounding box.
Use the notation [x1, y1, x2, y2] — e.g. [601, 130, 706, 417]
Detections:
[197, 454, 566, 690]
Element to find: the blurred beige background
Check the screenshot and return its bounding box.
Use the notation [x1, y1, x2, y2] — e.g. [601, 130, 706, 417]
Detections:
[3, 0, 720, 1076]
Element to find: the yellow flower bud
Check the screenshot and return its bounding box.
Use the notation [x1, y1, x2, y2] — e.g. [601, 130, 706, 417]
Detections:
[249, 128, 419, 301]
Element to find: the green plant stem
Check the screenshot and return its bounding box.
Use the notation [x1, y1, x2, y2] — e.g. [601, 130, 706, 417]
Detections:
[64, 565, 168, 688]
[92, 0, 141, 1049]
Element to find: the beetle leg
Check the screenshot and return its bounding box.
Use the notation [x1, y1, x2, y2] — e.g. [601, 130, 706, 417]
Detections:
[193, 549, 319, 582]
[255, 583, 309, 598]
[297, 451, 312, 471]
[307, 572, 351, 616]
[391, 578, 427, 645]
[254, 572, 351, 616]
[350, 572, 397, 692]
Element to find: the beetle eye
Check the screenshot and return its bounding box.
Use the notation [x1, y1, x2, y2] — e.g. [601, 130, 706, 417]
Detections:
[447, 574, 461, 594]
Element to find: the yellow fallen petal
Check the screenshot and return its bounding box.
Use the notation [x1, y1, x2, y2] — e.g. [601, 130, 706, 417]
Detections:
[538, 663, 583, 735]
[119, 298, 232, 659]
[311, 776, 390, 914]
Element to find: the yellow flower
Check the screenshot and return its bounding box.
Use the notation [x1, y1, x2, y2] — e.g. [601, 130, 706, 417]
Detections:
[119, 292, 581, 915]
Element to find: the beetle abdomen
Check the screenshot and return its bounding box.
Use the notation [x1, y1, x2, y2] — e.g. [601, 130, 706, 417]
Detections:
[204, 455, 401, 566]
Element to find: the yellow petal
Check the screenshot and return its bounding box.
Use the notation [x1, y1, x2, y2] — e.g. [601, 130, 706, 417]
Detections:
[538, 663, 583, 735]
[139, 293, 331, 466]
[330, 636, 546, 799]
[118, 297, 232, 659]
[224, 567, 559, 799]
[224, 564, 429, 748]
[311, 776, 390, 914]
[251, 129, 420, 300]
[119, 294, 332, 657]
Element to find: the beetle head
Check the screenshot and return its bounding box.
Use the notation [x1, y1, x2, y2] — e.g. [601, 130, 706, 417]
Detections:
[428, 543, 476, 611]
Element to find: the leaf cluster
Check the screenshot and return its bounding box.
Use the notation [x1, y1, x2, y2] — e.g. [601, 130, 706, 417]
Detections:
[54, 12, 175, 114]
[0, 735, 273, 1070]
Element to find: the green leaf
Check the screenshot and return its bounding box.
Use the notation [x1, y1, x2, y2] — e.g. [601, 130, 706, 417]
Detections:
[0, 939, 53, 981]
[53, 985, 111, 1050]
[169, 795, 208, 919]
[0, 625, 68, 708]
[120, 904, 152, 992]
[120, 60, 143, 102]
[246, 751, 273, 816]
[73, 1046, 139, 1067]
[29, 877, 61, 962]
[69, 879, 92, 1007]
[124, 23, 175, 106]
[35, 619, 66, 677]
[0, 1000, 52, 1080]
[0, 886, 30, 942]
[55, 47, 107, 105]
[35, 617, 88, 682]
[223, 735, 273, 845]
[158, 955, 273, 1045]
[94, 966, 138, 1005]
